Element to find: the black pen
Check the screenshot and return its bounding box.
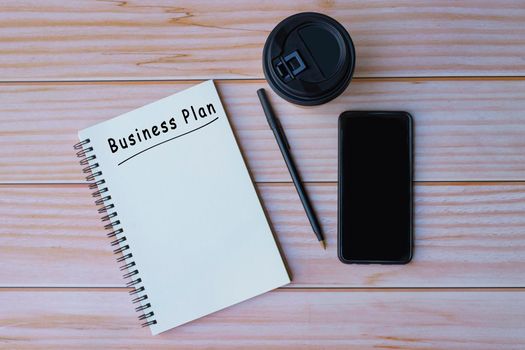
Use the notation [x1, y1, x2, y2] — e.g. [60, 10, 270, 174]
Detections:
[257, 88, 326, 250]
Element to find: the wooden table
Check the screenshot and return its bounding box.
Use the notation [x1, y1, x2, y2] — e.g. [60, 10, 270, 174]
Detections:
[1, 1, 524, 349]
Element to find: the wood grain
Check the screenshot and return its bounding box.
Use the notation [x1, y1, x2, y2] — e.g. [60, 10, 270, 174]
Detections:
[1, 1, 524, 347]
[1, 182, 524, 288]
[0, 288, 523, 349]
[2, 1, 525, 81]
[1, 79, 525, 183]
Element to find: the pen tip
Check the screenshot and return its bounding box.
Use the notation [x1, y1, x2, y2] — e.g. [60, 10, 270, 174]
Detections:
[320, 240, 326, 250]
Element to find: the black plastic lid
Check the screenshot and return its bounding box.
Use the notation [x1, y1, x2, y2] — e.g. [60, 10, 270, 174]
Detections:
[263, 12, 355, 106]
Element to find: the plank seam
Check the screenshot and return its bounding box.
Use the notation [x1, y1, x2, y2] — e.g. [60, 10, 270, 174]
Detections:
[1, 76, 525, 85]
[1, 181, 525, 186]
[0, 287, 523, 291]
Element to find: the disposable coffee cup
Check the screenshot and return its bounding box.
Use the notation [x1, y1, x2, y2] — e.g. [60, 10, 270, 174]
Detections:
[262, 12, 355, 106]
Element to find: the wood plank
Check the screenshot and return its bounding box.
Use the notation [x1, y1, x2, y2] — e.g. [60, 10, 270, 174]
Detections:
[1, 182, 524, 288]
[1, 79, 525, 183]
[0, 288, 523, 349]
[1, 1, 525, 81]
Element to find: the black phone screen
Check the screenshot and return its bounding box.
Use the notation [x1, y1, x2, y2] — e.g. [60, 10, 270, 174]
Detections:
[338, 111, 413, 264]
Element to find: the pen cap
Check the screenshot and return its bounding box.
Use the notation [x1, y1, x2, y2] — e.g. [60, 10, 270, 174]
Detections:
[262, 12, 355, 106]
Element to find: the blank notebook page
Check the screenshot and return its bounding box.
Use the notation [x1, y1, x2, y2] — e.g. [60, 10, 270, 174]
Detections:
[78, 80, 290, 335]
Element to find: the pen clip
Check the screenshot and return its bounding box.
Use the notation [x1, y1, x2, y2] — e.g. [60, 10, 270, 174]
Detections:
[276, 119, 291, 150]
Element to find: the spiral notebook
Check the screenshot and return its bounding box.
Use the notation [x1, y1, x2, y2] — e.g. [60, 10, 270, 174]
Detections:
[74, 80, 290, 335]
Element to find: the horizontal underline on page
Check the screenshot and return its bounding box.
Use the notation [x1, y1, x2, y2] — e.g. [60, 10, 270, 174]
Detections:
[117, 116, 219, 166]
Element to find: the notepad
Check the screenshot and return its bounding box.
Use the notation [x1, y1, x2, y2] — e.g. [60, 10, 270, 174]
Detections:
[75, 80, 290, 335]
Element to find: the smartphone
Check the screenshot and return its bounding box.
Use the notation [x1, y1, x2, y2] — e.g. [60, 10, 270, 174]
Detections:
[338, 111, 413, 264]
